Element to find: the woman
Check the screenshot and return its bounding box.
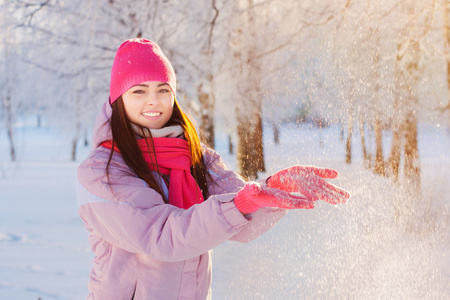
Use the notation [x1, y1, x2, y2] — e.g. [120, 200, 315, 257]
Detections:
[76, 38, 350, 300]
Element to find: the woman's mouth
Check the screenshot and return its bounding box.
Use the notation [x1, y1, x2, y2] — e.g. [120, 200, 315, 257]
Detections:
[142, 112, 161, 118]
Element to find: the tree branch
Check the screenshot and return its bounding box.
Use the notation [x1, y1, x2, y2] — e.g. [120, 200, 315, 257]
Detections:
[208, 0, 219, 54]
[21, 0, 51, 26]
[248, 13, 336, 64]
[20, 57, 81, 79]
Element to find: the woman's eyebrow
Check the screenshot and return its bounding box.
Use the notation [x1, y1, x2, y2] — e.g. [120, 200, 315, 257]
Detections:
[131, 83, 169, 88]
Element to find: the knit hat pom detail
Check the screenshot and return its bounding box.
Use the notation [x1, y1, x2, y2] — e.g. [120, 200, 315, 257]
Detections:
[109, 39, 176, 104]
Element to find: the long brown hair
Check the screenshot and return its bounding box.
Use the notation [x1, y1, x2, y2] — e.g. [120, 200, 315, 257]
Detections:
[106, 96, 210, 202]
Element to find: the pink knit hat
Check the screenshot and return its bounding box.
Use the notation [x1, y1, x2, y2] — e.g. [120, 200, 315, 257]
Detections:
[109, 38, 176, 104]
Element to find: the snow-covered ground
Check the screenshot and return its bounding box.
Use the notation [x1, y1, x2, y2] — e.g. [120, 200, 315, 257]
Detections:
[0, 122, 448, 299]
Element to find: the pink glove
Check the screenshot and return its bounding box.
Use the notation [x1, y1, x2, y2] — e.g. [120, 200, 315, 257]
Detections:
[267, 166, 350, 204]
[234, 182, 314, 214]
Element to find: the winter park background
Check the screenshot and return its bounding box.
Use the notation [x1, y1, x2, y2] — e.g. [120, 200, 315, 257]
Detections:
[1, 1, 449, 299]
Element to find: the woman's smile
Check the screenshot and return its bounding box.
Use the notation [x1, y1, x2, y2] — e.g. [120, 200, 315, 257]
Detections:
[142, 111, 162, 118]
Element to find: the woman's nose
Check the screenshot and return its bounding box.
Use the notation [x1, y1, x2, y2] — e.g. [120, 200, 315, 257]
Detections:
[146, 93, 159, 105]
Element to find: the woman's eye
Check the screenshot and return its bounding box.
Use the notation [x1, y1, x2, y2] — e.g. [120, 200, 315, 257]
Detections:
[159, 89, 170, 93]
[132, 90, 145, 94]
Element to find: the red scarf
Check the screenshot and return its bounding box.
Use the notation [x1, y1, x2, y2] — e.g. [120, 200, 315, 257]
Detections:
[101, 138, 204, 209]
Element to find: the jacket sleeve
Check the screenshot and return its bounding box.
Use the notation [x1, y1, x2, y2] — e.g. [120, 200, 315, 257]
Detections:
[202, 145, 288, 243]
[76, 148, 250, 262]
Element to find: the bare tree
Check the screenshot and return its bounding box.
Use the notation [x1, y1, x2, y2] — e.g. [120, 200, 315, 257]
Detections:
[0, 0, 28, 161]
[230, 0, 265, 179]
[166, 0, 223, 149]
[196, 0, 221, 148]
[226, 0, 349, 179]
[15, 0, 168, 160]
[390, 0, 437, 191]
[1, 41, 16, 161]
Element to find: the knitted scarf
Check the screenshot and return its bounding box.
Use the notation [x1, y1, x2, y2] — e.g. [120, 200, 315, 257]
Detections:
[101, 136, 204, 209]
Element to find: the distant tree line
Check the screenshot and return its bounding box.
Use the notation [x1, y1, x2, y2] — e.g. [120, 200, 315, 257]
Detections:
[0, 0, 448, 191]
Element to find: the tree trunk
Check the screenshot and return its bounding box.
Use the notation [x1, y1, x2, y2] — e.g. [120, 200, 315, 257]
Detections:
[359, 115, 371, 169]
[272, 123, 280, 145]
[198, 87, 215, 148]
[71, 91, 81, 161]
[236, 111, 265, 179]
[228, 134, 234, 154]
[236, 101, 265, 178]
[373, 116, 385, 176]
[71, 138, 78, 161]
[72, 119, 81, 161]
[387, 119, 402, 183]
[403, 111, 420, 191]
[237, 118, 258, 180]
[4, 95, 16, 162]
[345, 108, 354, 164]
[84, 128, 89, 147]
[3, 37, 16, 162]
[254, 112, 265, 173]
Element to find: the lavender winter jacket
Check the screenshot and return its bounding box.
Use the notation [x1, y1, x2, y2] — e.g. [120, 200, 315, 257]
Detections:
[76, 102, 287, 300]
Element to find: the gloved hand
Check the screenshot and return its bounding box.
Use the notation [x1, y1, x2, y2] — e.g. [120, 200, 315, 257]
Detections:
[267, 165, 350, 204]
[234, 182, 314, 214]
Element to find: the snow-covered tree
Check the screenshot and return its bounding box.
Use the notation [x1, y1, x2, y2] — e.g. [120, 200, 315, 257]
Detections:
[0, 0, 43, 161]
[0, 16, 17, 161]
[223, 0, 350, 179]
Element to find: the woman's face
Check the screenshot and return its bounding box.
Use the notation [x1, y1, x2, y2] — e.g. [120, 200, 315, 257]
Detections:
[122, 81, 174, 129]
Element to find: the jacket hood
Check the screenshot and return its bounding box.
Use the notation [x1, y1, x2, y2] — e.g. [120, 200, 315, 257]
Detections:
[92, 102, 113, 149]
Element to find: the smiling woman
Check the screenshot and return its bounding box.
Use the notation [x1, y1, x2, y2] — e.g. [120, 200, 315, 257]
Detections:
[75, 38, 349, 300]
